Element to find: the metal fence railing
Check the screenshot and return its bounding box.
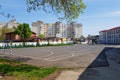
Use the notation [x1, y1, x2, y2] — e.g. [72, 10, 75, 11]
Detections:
[0, 40, 12, 54]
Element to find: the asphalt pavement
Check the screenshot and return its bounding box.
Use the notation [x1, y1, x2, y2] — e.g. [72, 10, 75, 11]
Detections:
[0, 44, 116, 68]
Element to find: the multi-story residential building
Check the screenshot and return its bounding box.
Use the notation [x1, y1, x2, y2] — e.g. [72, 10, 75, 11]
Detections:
[46, 24, 56, 37]
[99, 26, 120, 44]
[32, 21, 44, 36]
[7, 20, 19, 29]
[55, 21, 68, 38]
[32, 21, 82, 39]
[67, 23, 82, 39]
[32, 21, 55, 37]
[0, 20, 19, 29]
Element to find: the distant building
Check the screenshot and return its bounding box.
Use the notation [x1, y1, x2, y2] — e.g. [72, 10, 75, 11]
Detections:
[32, 21, 82, 39]
[0, 22, 6, 29]
[46, 24, 56, 37]
[7, 20, 19, 29]
[99, 26, 120, 44]
[0, 20, 19, 29]
[5, 31, 36, 41]
[55, 21, 68, 38]
[68, 23, 82, 39]
[32, 21, 55, 37]
[32, 21, 44, 36]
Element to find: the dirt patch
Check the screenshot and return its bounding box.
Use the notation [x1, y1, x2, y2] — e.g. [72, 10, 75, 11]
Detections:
[43, 70, 61, 80]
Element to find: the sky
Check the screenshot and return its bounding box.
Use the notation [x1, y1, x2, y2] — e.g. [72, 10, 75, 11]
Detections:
[0, 0, 120, 36]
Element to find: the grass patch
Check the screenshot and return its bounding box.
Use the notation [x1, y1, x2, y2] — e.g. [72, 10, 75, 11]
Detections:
[0, 57, 57, 80]
[0, 58, 11, 63]
[0, 57, 23, 65]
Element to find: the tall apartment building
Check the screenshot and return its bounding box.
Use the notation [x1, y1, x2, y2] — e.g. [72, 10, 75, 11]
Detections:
[32, 21, 55, 37]
[99, 26, 120, 44]
[68, 23, 82, 38]
[46, 24, 56, 37]
[55, 21, 68, 38]
[32, 20, 82, 38]
[32, 21, 44, 36]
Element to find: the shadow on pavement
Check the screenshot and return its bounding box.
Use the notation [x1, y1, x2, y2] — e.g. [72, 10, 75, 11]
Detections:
[78, 47, 116, 80]
[0, 55, 31, 62]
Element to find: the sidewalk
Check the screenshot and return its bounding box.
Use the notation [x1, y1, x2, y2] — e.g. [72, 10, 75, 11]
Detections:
[56, 48, 120, 80]
[56, 68, 86, 80]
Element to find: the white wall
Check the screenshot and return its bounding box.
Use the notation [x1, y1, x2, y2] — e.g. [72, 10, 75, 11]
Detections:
[0, 41, 72, 47]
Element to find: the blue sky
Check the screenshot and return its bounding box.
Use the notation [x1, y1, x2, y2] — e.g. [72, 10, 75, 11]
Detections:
[0, 0, 120, 36]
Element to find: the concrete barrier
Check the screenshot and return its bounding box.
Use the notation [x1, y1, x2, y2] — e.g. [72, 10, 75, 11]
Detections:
[0, 43, 3, 47]
[26, 42, 37, 46]
[12, 42, 23, 46]
[0, 41, 72, 47]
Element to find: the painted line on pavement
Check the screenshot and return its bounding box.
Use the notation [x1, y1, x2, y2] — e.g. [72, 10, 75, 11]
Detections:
[41, 51, 54, 58]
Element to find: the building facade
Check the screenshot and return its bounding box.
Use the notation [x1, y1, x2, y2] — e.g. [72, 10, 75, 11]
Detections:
[5, 32, 36, 41]
[55, 21, 68, 38]
[0, 20, 19, 29]
[32, 21, 82, 39]
[68, 23, 82, 39]
[99, 26, 120, 44]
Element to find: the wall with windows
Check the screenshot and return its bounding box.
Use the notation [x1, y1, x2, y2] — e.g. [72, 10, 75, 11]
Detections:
[99, 26, 120, 44]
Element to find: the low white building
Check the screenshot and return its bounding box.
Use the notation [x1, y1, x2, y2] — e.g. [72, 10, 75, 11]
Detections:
[99, 26, 120, 44]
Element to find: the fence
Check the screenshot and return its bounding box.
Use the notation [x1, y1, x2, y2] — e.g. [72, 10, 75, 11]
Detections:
[0, 40, 12, 54]
[0, 41, 73, 48]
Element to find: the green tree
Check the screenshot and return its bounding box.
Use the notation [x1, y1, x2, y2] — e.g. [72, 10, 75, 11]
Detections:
[14, 23, 32, 41]
[0, 5, 14, 19]
[0, 27, 13, 40]
[1, 0, 86, 21]
[39, 34, 45, 39]
[26, 0, 86, 21]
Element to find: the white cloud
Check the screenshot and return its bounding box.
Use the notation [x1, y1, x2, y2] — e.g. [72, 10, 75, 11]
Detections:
[111, 11, 120, 16]
[79, 10, 120, 19]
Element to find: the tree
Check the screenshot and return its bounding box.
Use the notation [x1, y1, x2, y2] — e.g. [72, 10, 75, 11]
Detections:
[1, 0, 86, 21]
[14, 23, 32, 41]
[0, 5, 14, 19]
[0, 27, 13, 40]
[39, 34, 45, 39]
[26, 0, 86, 21]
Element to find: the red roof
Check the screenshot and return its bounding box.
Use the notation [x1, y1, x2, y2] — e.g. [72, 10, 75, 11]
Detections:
[100, 26, 120, 32]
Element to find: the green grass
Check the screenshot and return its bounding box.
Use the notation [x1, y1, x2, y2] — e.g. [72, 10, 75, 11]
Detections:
[0, 58, 11, 63]
[0, 57, 57, 80]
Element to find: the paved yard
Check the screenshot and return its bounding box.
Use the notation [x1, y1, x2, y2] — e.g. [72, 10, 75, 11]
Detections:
[1, 44, 120, 80]
[0, 44, 116, 68]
